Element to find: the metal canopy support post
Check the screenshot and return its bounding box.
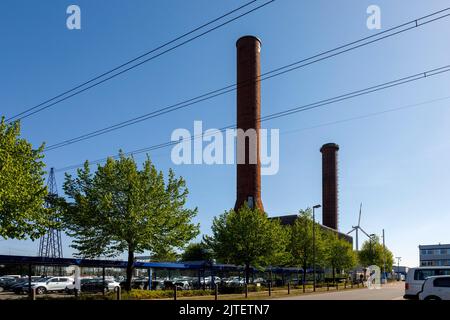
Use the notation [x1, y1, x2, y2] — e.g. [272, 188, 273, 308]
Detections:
[28, 264, 32, 299]
[148, 268, 152, 290]
[211, 267, 215, 289]
[102, 267, 106, 295]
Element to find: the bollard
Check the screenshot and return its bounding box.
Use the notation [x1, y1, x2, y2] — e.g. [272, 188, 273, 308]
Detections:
[214, 283, 218, 301]
[287, 282, 290, 295]
[245, 283, 248, 298]
[74, 288, 79, 299]
[115, 286, 121, 300]
[30, 288, 36, 301]
[345, 281, 347, 289]
[351, 282, 354, 289]
[327, 283, 330, 291]
[336, 283, 339, 291]
[174, 285, 177, 301]
[268, 282, 272, 296]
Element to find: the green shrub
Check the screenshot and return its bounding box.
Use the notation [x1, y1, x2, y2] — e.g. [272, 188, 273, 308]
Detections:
[121, 289, 214, 300]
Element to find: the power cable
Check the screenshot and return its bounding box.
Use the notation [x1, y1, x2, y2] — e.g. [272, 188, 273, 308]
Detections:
[44, 7, 450, 151]
[6, 0, 274, 122]
[54, 64, 450, 172]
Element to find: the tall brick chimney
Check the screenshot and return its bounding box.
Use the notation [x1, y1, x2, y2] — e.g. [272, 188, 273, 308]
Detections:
[320, 143, 339, 230]
[234, 36, 264, 212]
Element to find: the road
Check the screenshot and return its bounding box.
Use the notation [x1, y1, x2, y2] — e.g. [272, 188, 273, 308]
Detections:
[276, 281, 405, 300]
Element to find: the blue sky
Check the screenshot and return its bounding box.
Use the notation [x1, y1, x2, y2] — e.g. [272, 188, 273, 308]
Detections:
[1, 0, 450, 268]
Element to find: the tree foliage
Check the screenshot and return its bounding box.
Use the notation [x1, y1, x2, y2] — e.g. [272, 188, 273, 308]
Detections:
[204, 205, 289, 283]
[149, 246, 179, 262]
[180, 242, 213, 262]
[61, 153, 199, 290]
[288, 209, 326, 280]
[358, 235, 394, 272]
[323, 233, 357, 282]
[0, 118, 54, 240]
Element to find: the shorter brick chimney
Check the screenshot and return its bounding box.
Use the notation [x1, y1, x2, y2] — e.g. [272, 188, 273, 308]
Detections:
[320, 143, 339, 230]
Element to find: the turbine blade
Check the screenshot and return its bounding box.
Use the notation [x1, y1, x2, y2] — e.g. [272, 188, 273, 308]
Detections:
[358, 203, 362, 226]
[360, 227, 371, 238]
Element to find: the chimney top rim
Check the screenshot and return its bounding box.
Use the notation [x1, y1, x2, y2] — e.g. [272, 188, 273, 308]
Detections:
[320, 143, 340, 152]
[236, 35, 262, 47]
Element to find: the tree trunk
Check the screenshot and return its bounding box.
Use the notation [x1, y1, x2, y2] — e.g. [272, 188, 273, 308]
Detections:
[332, 267, 336, 284]
[125, 247, 135, 292]
[245, 263, 250, 284]
[302, 264, 307, 292]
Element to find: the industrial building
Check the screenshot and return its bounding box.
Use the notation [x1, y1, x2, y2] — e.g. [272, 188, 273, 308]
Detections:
[419, 244, 450, 267]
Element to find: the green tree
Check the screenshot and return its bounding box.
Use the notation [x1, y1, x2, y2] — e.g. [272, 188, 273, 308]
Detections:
[180, 242, 213, 262]
[358, 236, 394, 273]
[204, 205, 288, 284]
[323, 233, 357, 283]
[288, 209, 326, 285]
[0, 118, 55, 240]
[149, 247, 179, 262]
[61, 153, 199, 291]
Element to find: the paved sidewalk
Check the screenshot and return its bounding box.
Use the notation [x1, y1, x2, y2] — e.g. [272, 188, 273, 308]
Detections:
[275, 282, 405, 300]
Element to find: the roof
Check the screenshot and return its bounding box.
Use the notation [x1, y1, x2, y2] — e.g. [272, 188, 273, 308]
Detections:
[0, 255, 303, 273]
[419, 244, 450, 249]
[270, 214, 353, 244]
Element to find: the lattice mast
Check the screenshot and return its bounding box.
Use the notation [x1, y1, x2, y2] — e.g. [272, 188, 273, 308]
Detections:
[37, 168, 63, 265]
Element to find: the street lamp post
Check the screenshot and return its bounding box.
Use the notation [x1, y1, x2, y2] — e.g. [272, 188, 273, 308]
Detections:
[312, 204, 321, 292]
[396, 257, 402, 281]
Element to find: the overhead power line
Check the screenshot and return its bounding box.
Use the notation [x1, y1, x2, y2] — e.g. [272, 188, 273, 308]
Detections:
[54, 64, 450, 172]
[281, 95, 450, 136]
[44, 7, 450, 152]
[5, 0, 274, 123]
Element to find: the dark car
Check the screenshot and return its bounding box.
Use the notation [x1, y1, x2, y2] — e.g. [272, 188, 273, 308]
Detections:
[0, 278, 17, 292]
[3, 278, 30, 292]
[80, 279, 109, 293]
[13, 277, 51, 294]
[120, 278, 150, 290]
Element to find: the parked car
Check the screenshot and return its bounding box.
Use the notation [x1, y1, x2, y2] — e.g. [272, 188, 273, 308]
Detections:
[418, 276, 450, 300]
[66, 277, 120, 294]
[151, 280, 165, 290]
[224, 276, 245, 287]
[120, 277, 150, 290]
[174, 280, 191, 290]
[200, 276, 221, 286]
[0, 275, 21, 279]
[3, 278, 32, 292]
[253, 277, 267, 285]
[16, 277, 74, 295]
[0, 278, 17, 292]
[404, 266, 450, 299]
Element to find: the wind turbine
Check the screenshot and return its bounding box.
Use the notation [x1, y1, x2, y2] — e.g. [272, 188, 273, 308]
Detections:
[347, 203, 371, 251]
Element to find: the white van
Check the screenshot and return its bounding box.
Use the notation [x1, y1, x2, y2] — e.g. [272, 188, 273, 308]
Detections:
[404, 266, 450, 299]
